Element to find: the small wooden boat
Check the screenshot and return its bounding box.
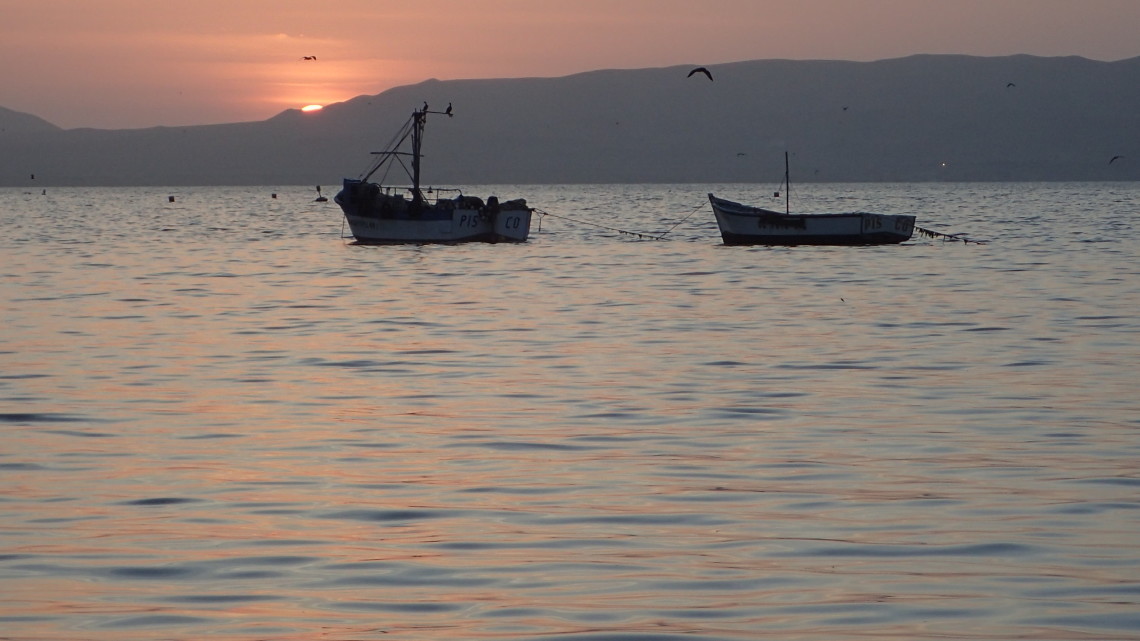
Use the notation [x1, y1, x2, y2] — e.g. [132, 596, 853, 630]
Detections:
[335, 106, 532, 244]
[708, 153, 914, 246]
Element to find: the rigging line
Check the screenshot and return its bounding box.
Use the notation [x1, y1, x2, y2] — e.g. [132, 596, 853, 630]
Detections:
[395, 155, 414, 183]
[654, 202, 707, 239]
[362, 117, 415, 180]
[377, 162, 394, 186]
[533, 209, 667, 240]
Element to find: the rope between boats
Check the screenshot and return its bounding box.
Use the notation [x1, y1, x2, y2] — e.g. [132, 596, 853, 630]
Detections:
[655, 203, 707, 239]
[533, 209, 666, 240]
[533, 202, 706, 241]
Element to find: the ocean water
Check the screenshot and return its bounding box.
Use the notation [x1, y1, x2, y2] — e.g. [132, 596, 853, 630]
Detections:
[2, 182, 1138, 641]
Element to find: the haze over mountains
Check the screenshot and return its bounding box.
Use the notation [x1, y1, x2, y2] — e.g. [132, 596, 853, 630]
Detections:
[2, 54, 1137, 186]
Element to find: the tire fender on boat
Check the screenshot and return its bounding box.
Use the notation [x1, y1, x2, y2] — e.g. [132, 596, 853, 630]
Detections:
[482, 196, 500, 223]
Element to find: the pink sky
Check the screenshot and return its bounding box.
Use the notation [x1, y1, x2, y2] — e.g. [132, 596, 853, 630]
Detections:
[4, 0, 1138, 130]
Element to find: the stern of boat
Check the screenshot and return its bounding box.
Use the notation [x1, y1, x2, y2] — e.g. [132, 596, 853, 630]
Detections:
[860, 213, 916, 243]
[492, 199, 532, 242]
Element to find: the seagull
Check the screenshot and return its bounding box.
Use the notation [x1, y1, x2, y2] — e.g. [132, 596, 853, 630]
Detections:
[1109, 155, 1124, 164]
[1006, 82, 1016, 88]
[301, 56, 317, 61]
[687, 66, 713, 81]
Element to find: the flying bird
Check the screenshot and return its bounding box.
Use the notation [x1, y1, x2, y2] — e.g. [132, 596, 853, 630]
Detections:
[301, 55, 317, 61]
[1109, 155, 1124, 164]
[687, 66, 713, 81]
[1006, 82, 1016, 88]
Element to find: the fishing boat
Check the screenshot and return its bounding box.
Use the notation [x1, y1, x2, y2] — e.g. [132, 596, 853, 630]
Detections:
[708, 153, 914, 246]
[335, 105, 532, 244]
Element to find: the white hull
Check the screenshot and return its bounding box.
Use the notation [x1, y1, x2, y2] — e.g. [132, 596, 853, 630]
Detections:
[337, 180, 532, 244]
[709, 194, 914, 246]
[342, 206, 531, 244]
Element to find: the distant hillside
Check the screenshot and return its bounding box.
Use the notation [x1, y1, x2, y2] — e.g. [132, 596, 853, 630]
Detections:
[2, 54, 1138, 186]
[0, 106, 60, 135]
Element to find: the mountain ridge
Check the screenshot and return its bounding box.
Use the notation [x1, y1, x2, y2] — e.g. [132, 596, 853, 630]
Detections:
[3, 54, 1137, 186]
[0, 106, 62, 135]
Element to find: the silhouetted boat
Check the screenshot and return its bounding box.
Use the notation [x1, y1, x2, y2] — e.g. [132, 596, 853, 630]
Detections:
[708, 153, 915, 246]
[335, 106, 532, 244]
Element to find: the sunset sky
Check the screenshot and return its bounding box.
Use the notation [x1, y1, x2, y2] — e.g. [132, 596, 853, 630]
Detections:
[4, 0, 1138, 130]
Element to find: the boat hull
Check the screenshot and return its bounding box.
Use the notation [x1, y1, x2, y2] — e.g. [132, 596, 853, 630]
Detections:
[337, 179, 531, 244]
[709, 194, 914, 246]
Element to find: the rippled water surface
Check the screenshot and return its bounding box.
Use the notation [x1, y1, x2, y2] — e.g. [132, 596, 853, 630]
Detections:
[2, 183, 1139, 640]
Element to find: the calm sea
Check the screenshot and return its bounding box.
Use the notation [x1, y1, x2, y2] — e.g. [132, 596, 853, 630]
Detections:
[2, 183, 1139, 641]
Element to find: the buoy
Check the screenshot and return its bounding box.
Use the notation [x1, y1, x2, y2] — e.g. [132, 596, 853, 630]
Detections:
[168, 195, 175, 202]
[272, 193, 277, 199]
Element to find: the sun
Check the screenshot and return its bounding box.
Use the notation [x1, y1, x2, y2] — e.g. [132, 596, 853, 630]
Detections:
[301, 104, 323, 113]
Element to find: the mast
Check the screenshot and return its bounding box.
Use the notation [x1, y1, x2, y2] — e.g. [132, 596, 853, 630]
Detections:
[409, 105, 452, 204]
[411, 108, 425, 204]
[784, 151, 790, 215]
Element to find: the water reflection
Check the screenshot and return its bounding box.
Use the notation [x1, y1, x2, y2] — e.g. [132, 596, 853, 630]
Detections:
[1, 184, 1138, 639]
